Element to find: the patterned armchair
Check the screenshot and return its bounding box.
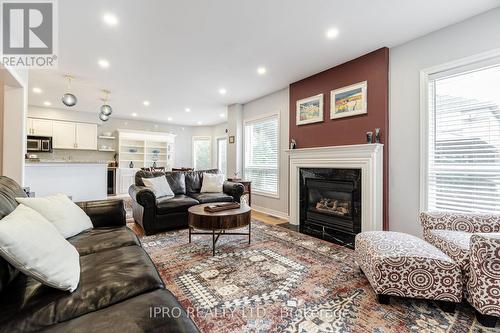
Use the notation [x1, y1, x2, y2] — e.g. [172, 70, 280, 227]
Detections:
[467, 234, 500, 327]
[420, 211, 500, 327]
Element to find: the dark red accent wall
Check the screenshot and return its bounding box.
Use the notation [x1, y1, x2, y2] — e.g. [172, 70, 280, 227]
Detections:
[289, 47, 389, 229]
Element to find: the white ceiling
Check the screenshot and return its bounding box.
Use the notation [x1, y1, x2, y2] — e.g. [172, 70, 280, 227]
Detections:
[28, 0, 500, 126]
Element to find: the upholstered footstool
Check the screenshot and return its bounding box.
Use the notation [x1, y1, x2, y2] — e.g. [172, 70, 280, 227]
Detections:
[355, 231, 463, 311]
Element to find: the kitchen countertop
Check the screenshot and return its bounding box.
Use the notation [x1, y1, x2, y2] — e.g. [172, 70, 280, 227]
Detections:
[25, 160, 109, 166]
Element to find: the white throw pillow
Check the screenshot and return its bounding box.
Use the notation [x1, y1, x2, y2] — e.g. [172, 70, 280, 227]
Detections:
[0, 204, 80, 292]
[16, 194, 93, 238]
[200, 173, 225, 193]
[142, 176, 174, 198]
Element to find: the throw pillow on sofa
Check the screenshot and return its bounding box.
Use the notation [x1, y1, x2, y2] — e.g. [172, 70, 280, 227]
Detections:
[0, 204, 80, 292]
[16, 193, 93, 238]
[200, 173, 225, 193]
[142, 176, 174, 198]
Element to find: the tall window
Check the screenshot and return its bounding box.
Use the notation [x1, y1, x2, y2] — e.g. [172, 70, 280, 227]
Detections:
[244, 115, 279, 196]
[425, 61, 500, 213]
[192, 136, 211, 170]
[217, 137, 227, 176]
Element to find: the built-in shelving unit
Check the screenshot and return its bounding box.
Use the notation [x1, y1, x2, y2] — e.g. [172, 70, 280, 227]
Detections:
[116, 129, 176, 194]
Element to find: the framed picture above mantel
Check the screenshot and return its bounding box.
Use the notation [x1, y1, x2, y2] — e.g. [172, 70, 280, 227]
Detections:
[330, 81, 367, 119]
[296, 94, 323, 125]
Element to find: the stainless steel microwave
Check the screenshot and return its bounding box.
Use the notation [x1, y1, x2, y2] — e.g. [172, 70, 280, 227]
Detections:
[27, 136, 52, 152]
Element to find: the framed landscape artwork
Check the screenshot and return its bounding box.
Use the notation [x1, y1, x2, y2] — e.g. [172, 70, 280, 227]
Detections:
[296, 94, 323, 125]
[330, 81, 367, 119]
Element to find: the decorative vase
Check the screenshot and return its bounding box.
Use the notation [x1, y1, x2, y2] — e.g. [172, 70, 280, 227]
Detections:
[366, 132, 373, 143]
[129, 161, 134, 168]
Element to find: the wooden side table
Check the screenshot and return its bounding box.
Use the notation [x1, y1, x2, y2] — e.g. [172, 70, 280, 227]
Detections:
[227, 178, 252, 206]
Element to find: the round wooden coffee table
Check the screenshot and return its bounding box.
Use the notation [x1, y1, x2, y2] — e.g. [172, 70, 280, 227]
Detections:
[188, 203, 251, 256]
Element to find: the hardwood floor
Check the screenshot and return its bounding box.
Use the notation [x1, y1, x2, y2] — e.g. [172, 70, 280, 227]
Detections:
[251, 210, 288, 225]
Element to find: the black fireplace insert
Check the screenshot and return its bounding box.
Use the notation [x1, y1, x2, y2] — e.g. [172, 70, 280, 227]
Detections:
[299, 168, 361, 246]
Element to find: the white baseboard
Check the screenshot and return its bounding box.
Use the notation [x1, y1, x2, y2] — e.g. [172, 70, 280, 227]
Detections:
[251, 205, 289, 221]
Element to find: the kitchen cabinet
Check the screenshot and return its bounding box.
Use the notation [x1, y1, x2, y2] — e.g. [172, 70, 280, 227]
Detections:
[76, 123, 97, 150]
[52, 120, 97, 150]
[27, 118, 53, 136]
[52, 121, 76, 149]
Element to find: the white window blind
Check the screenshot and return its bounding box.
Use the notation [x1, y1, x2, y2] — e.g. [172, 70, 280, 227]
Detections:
[217, 138, 227, 176]
[192, 137, 211, 170]
[427, 62, 500, 213]
[244, 115, 279, 196]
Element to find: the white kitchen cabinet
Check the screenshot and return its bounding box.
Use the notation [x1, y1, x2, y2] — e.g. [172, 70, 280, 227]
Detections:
[76, 123, 97, 150]
[52, 121, 97, 150]
[117, 168, 138, 194]
[52, 121, 76, 149]
[26, 118, 53, 136]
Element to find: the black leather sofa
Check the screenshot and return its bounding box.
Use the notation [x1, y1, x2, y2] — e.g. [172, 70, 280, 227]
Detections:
[129, 169, 244, 235]
[0, 176, 199, 333]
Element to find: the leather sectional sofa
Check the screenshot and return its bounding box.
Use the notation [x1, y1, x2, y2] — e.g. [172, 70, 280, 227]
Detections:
[0, 176, 199, 333]
[129, 169, 244, 235]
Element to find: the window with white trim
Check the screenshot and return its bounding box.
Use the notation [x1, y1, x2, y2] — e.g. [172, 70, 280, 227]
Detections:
[425, 61, 500, 213]
[192, 136, 211, 170]
[217, 137, 227, 176]
[244, 115, 279, 196]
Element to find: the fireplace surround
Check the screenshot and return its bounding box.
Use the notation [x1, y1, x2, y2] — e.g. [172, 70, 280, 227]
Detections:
[287, 144, 384, 238]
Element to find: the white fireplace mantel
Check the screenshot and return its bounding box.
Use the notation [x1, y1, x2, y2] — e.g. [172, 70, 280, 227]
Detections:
[286, 143, 384, 232]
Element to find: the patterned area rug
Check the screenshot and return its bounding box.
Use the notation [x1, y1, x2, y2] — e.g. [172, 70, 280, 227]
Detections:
[139, 220, 497, 333]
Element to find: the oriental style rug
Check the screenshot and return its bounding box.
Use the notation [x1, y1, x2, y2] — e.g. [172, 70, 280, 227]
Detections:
[138, 220, 497, 333]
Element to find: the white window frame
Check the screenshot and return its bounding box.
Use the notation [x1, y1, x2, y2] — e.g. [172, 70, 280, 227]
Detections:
[192, 136, 212, 170]
[216, 136, 227, 175]
[243, 112, 280, 199]
[419, 48, 500, 211]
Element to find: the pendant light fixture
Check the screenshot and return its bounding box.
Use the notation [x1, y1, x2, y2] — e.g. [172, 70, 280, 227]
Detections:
[100, 89, 113, 116]
[98, 89, 112, 122]
[61, 74, 77, 107]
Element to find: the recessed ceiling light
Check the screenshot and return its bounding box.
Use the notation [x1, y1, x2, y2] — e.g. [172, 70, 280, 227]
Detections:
[131, 112, 137, 117]
[43, 101, 51, 106]
[185, 108, 191, 112]
[98, 59, 110, 68]
[32, 87, 42, 94]
[143, 100, 150, 106]
[219, 113, 225, 118]
[219, 88, 227, 95]
[326, 28, 339, 39]
[197, 121, 202, 125]
[257, 67, 267, 75]
[167, 117, 173, 121]
[103, 13, 118, 26]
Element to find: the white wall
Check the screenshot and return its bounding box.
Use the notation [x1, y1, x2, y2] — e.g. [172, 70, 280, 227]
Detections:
[28, 106, 227, 169]
[1, 66, 28, 185]
[389, 7, 500, 236]
[242, 88, 289, 218]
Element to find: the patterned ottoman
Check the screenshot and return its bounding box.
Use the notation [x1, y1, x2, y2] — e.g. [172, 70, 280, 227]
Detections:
[355, 231, 463, 310]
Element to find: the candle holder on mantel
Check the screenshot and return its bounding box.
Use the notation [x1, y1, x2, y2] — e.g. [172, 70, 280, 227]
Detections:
[375, 128, 381, 143]
[366, 132, 373, 143]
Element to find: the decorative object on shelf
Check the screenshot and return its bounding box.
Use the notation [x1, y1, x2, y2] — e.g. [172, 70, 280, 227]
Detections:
[151, 149, 160, 154]
[296, 94, 323, 125]
[290, 138, 297, 149]
[102, 131, 113, 137]
[229, 136, 235, 144]
[61, 74, 77, 107]
[330, 81, 367, 119]
[152, 161, 157, 168]
[129, 161, 134, 168]
[375, 128, 381, 143]
[128, 148, 138, 153]
[366, 131, 373, 143]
